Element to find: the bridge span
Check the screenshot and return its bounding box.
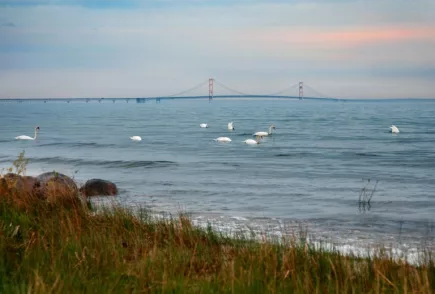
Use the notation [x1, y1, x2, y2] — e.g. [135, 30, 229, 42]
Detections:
[0, 79, 340, 103]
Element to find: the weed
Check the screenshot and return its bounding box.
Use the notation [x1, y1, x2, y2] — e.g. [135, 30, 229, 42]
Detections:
[6, 150, 29, 176]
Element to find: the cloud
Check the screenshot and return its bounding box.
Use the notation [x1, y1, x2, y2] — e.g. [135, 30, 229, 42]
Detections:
[259, 26, 435, 46]
[238, 26, 435, 67]
[0, 16, 15, 27]
[0, 1, 434, 98]
[0, 0, 141, 9]
[0, 21, 15, 27]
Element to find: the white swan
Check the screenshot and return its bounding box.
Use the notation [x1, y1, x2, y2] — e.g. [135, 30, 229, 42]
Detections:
[228, 122, 234, 130]
[130, 136, 142, 141]
[254, 125, 275, 137]
[15, 126, 40, 140]
[244, 136, 263, 145]
[200, 123, 208, 128]
[214, 137, 232, 143]
[390, 125, 399, 134]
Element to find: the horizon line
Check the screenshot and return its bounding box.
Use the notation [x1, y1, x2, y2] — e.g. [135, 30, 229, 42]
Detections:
[1, 96, 435, 102]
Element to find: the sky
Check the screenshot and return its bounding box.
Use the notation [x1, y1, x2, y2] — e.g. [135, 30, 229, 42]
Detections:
[0, 0, 434, 99]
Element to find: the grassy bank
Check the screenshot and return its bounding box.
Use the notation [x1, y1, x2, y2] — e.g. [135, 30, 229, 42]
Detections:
[1, 180, 435, 293]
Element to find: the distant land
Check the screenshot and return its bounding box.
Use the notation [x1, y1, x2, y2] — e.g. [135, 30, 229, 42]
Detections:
[1, 96, 435, 103]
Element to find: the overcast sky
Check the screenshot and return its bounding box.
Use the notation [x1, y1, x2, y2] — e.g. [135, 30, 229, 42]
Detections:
[0, 0, 434, 99]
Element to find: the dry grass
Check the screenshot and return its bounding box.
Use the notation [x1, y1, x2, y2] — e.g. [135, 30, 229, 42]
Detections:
[1, 180, 435, 293]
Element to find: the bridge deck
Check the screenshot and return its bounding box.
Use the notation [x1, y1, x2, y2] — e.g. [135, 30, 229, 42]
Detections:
[0, 95, 340, 103]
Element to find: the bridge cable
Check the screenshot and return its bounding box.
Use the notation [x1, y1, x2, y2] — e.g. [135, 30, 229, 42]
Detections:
[265, 83, 299, 96]
[304, 84, 333, 99]
[213, 80, 254, 96]
[164, 80, 209, 98]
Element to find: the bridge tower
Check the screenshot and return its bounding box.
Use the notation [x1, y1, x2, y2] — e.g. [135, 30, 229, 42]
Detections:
[209, 78, 214, 102]
[299, 82, 303, 100]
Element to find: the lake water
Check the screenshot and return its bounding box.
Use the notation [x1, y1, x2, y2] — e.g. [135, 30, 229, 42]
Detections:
[1, 99, 435, 260]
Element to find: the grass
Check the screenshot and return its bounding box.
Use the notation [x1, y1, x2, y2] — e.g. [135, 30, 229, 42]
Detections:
[1, 184, 435, 293]
[0, 153, 434, 293]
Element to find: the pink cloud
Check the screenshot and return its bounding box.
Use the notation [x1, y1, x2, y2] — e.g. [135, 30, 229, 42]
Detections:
[242, 26, 435, 47]
[232, 25, 435, 65]
[315, 27, 435, 45]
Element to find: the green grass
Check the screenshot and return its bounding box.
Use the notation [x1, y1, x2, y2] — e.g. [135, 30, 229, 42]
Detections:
[1, 180, 435, 293]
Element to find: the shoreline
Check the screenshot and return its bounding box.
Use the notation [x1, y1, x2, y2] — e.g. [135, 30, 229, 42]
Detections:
[90, 197, 432, 267]
[1, 183, 434, 292]
[2, 162, 434, 268]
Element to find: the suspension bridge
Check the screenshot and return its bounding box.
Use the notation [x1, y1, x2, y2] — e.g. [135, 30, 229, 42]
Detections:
[0, 79, 341, 103]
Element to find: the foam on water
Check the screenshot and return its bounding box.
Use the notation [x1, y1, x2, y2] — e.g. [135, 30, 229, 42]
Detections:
[116, 204, 431, 265]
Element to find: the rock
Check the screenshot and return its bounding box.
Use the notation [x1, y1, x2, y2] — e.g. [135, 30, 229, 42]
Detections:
[80, 179, 118, 197]
[34, 172, 79, 203]
[2, 173, 22, 182]
[0, 173, 37, 194]
[22, 176, 37, 193]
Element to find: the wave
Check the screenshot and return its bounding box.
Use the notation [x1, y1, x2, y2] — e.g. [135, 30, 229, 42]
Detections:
[275, 152, 317, 157]
[275, 153, 292, 157]
[275, 151, 381, 158]
[6, 156, 177, 169]
[235, 133, 256, 136]
[221, 162, 241, 167]
[36, 142, 117, 148]
[354, 152, 378, 157]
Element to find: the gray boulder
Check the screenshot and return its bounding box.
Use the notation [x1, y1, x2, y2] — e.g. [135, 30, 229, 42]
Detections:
[80, 179, 118, 197]
[0, 173, 37, 194]
[34, 172, 79, 202]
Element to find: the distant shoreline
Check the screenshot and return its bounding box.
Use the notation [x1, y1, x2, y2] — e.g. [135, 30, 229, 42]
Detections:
[1, 97, 435, 102]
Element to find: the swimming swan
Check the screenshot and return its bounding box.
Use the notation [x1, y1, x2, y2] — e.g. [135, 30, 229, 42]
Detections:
[254, 125, 275, 136]
[244, 136, 263, 145]
[228, 122, 234, 130]
[15, 126, 40, 140]
[390, 125, 399, 134]
[200, 123, 208, 128]
[214, 137, 232, 143]
[130, 136, 142, 141]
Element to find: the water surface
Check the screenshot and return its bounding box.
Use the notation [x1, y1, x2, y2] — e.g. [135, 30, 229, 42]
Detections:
[1, 99, 434, 258]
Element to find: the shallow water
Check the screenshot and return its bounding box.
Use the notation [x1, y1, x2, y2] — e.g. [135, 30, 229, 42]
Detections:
[1, 99, 435, 257]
